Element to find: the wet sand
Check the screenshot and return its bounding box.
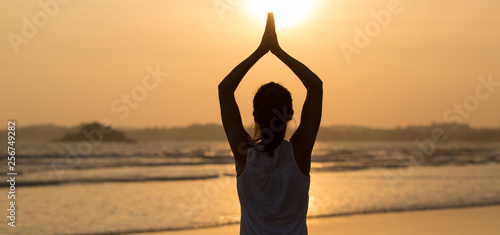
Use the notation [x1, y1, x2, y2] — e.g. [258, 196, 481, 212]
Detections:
[131, 205, 500, 235]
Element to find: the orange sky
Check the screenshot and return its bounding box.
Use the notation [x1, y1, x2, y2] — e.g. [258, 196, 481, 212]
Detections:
[1, 0, 499, 128]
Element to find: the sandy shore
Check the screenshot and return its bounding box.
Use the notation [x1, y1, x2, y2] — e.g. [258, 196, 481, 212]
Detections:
[131, 205, 500, 235]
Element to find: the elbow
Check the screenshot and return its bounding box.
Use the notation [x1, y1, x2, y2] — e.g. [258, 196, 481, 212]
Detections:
[218, 80, 225, 90]
[316, 76, 323, 87]
[310, 78, 323, 93]
[218, 82, 230, 97]
[218, 82, 226, 94]
[317, 79, 323, 90]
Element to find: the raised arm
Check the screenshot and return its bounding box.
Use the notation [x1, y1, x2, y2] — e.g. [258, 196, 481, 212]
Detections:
[283, 50, 323, 175]
[267, 13, 323, 175]
[218, 14, 275, 175]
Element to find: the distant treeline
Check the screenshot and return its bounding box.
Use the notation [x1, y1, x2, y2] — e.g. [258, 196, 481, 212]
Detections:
[2, 123, 500, 142]
[316, 124, 500, 142]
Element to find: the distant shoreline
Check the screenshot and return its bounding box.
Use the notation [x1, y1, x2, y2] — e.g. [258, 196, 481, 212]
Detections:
[1, 123, 499, 142]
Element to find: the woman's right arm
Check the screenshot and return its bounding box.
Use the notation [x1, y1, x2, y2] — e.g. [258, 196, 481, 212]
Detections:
[277, 48, 323, 176]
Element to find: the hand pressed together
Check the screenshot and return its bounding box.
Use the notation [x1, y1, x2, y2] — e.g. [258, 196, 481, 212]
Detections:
[257, 13, 282, 56]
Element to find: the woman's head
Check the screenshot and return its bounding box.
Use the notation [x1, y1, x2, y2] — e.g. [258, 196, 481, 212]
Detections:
[252, 82, 294, 151]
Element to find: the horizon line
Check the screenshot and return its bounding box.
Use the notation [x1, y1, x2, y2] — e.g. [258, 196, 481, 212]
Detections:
[2, 121, 500, 131]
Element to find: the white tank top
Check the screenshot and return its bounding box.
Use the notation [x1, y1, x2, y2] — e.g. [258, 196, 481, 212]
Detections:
[237, 140, 310, 235]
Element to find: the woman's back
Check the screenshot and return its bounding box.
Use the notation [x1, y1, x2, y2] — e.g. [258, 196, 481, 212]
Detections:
[237, 140, 310, 235]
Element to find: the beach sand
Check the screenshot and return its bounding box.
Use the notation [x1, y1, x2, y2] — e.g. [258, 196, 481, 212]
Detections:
[132, 205, 500, 235]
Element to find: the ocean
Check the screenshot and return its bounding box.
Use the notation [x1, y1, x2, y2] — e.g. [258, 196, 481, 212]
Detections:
[1, 141, 499, 234]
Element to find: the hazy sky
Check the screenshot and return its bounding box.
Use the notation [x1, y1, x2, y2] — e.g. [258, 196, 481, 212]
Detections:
[1, 0, 499, 128]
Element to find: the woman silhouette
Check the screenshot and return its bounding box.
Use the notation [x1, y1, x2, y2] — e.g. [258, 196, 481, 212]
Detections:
[218, 13, 323, 235]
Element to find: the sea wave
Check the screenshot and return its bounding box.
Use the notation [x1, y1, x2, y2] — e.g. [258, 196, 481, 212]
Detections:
[3, 163, 500, 235]
[1, 141, 498, 188]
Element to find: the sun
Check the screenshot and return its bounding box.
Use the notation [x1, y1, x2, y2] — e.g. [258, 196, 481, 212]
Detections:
[245, 0, 318, 28]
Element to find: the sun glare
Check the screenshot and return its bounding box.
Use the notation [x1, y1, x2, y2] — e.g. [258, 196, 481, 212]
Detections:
[246, 0, 318, 28]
